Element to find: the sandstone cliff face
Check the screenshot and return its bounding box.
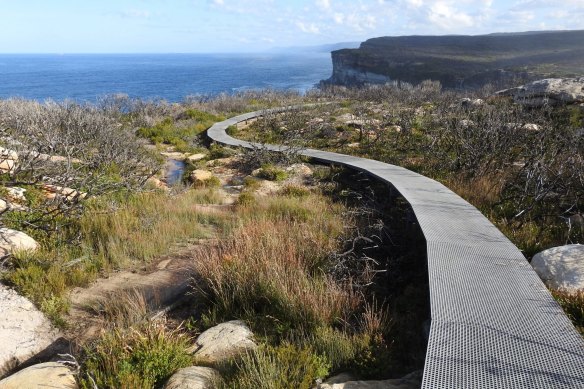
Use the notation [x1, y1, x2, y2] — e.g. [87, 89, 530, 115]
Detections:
[322, 30, 584, 89]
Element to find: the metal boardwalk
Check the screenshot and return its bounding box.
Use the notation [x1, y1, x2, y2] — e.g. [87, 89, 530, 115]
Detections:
[207, 109, 584, 388]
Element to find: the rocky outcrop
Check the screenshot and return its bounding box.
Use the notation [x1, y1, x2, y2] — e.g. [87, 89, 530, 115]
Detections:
[164, 366, 222, 389]
[497, 78, 584, 107]
[531, 244, 584, 292]
[190, 320, 256, 364]
[318, 371, 422, 389]
[0, 362, 77, 388]
[0, 228, 39, 256]
[0, 286, 61, 377]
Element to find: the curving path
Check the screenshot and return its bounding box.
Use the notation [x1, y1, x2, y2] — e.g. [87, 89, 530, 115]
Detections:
[207, 108, 584, 388]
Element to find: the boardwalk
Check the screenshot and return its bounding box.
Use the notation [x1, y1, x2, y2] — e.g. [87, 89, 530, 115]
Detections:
[207, 108, 584, 388]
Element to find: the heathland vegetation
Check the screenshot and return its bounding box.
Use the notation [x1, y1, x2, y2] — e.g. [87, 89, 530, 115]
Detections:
[0, 81, 582, 387]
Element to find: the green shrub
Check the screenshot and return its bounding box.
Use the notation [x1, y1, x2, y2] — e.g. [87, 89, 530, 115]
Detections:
[257, 165, 287, 182]
[81, 322, 193, 389]
[227, 343, 330, 389]
[279, 184, 310, 198]
[237, 192, 256, 206]
[243, 176, 262, 191]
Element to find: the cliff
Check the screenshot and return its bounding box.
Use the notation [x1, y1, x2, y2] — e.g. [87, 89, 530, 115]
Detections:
[323, 30, 584, 89]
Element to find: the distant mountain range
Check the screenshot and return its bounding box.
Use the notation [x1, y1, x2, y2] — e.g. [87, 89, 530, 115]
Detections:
[322, 30, 584, 89]
[267, 42, 360, 54]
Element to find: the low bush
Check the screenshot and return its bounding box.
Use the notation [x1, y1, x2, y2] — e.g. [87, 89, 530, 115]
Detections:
[226, 343, 330, 389]
[257, 165, 287, 181]
[80, 321, 193, 389]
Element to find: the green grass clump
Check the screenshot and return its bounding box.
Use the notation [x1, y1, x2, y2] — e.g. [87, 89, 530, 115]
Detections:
[80, 322, 193, 389]
[279, 184, 310, 198]
[226, 343, 330, 389]
[552, 290, 584, 335]
[257, 165, 287, 182]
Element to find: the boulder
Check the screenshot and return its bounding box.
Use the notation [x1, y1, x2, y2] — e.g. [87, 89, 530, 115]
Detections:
[190, 320, 256, 363]
[497, 78, 584, 107]
[531, 244, 584, 292]
[0, 287, 61, 377]
[190, 170, 215, 186]
[318, 371, 422, 389]
[0, 228, 39, 256]
[285, 163, 313, 176]
[0, 199, 8, 213]
[0, 362, 77, 388]
[187, 153, 207, 163]
[163, 366, 222, 389]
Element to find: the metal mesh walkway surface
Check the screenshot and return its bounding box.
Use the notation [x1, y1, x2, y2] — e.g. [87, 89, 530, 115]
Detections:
[207, 109, 584, 388]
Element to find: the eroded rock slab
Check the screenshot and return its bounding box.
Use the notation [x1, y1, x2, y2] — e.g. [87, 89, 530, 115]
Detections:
[497, 77, 584, 107]
[191, 320, 256, 363]
[531, 244, 584, 292]
[318, 371, 422, 389]
[0, 362, 77, 389]
[164, 366, 222, 389]
[0, 286, 60, 377]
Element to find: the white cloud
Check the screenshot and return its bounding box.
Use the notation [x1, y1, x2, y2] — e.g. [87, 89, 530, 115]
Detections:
[118, 9, 152, 19]
[333, 12, 345, 24]
[296, 21, 320, 34]
[212, 0, 224, 5]
[428, 2, 474, 29]
[316, 0, 331, 10]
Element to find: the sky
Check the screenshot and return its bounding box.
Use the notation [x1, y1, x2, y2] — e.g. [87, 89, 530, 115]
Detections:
[0, 0, 582, 53]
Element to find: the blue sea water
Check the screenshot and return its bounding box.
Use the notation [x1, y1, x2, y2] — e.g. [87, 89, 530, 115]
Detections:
[0, 53, 333, 102]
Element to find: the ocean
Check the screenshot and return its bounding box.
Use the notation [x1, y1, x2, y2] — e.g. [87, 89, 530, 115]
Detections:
[0, 53, 333, 103]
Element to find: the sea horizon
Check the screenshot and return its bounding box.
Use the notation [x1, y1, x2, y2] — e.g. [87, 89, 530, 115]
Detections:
[0, 52, 332, 103]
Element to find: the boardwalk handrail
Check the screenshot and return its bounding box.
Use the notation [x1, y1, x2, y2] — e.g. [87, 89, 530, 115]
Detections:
[207, 108, 584, 388]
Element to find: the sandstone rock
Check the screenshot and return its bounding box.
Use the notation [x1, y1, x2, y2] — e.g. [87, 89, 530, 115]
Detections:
[0, 199, 8, 213]
[0, 287, 61, 377]
[459, 119, 475, 128]
[163, 366, 222, 389]
[0, 147, 18, 162]
[318, 371, 422, 389]
[42, 185, 87, 202]
[187, 153, 207, 162]
[161, 151, 189, 160]
[205, 157, 236, 167]
[146, 176, 170, 190]
[347, 142, 360, 148]
[337, 113, 356, 123]
[5, 187, 26, 202]
[285, 163, 313, 176]
[460, 98, 484, 108]
[497, 78, 584, 107]
[531, 244, 584, 292]
[0, 362, 77, 388]
[0, 228, 39, 256]
[190, 170, 215, 186]
[190, 320, 256, 363]
[0, 160, 16, 173]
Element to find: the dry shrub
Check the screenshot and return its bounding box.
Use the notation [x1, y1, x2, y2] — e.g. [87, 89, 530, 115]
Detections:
[195, 194, 361, 336]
